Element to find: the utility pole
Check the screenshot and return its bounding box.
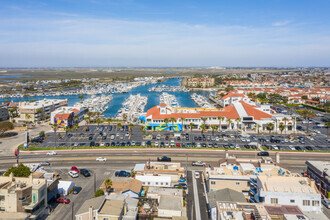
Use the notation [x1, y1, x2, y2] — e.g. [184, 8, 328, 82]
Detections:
[94, 172, 96, 193]
[72, 202, 74, 220]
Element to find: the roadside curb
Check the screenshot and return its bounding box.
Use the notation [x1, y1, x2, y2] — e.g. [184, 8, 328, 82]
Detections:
[19, 148, 330, 156]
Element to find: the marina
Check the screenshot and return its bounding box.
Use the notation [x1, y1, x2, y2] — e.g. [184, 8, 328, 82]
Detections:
[0, 78, 210, 118]
[74, 94, 113, 113]
[159, 92, 180, 107]
[115, 94, 148, 122]
[148, 85, 190, 92]
[191, 93, 216, 109]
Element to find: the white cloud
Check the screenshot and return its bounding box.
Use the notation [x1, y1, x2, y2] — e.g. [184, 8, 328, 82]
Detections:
[0, 16, 329, 67]
[272, 20, 292, 27]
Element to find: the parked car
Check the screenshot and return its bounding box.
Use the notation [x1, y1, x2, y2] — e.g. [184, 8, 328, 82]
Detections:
[80, 169, 90, 177]
[194, 172, 200, 179]
[56, 197, 70, 204]
[115, 170, 131, 177]
[68, 171, 79, 178]
[72, 186, 82, 194]
[157, 156, 171, 162]
[46, 151, 57, 156]
[192, 161, 206, 166]
[322, 199, 330, 209]
[71, 166, 79, 172]
[257, 151, 269, 156]
[174, 183, 187, 189]
[96, 157, 107, 162]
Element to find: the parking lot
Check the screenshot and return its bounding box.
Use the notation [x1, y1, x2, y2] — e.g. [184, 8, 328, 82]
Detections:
[34, 123, 330, 152]
[45, 167, 115, 220]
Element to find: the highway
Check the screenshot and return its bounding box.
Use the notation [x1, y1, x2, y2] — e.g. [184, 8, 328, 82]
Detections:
[1, 149, 329, 173]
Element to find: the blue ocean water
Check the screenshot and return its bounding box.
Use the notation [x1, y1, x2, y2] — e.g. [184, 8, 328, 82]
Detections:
[0, 78, 210, 117]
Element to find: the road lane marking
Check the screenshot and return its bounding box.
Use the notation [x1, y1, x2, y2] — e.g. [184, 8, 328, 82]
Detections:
[192, 172, 201, 220]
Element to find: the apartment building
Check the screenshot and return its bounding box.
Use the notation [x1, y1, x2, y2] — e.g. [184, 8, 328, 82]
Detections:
[0, 173, 48, 219]
[305, 160, 329, 198]
[17, 98, 68, 122]
[185, 77, 215, 88]
[205, 154, 294, 197]
[254, 175, 321, 212]
[0, 106, 9, 121]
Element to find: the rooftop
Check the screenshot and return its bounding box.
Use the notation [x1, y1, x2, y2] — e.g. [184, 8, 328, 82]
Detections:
[102, 179, 142, 195]
[76, 195, 105, 216]
[258, 176, 318, 194]
[99, 199, 124, 216]
[158, 196, 182, 211]
[147, 186, 183, 197]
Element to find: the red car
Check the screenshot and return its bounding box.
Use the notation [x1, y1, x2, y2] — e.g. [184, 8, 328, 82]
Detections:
[176, 143, 180, 147]
[56, 197, 70, 204]
[71, 166, 79, 172]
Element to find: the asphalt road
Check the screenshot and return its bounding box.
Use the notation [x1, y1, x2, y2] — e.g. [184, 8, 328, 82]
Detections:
[1, 150, 329, 173]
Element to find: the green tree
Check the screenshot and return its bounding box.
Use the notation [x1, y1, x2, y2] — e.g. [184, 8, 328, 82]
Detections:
[266, 122, 274, 139]
[180, 117, 185, 131]
[282, 117, 288, 134]
[39, 131, 45, 138]
[200, 124, 206, 135]
[211, 125, 217, 136]
[117, 122, 122, 131]
[50, 123, 58, 148]
[298, 109, 315, 133]
[170, 117, 177, 131]
[279, 124, 285, 134]
[301, 95, 308, 100]
[0, 121, 14, 136]
[129, 123, 134, 136]
[189, 123, 195, 132]
[122, 113, 127, 121]
[4, 163, 31, 177]
[104, 178, 112, 194]
[140, 125, 146, 137]
[217, 116, 224, 132]
[255, 124, 261, 134]
[227, 119, 233, 130]
[225, 84, 234, 92]
[94, 189, 105, 197]
[164, 118, 169, 131]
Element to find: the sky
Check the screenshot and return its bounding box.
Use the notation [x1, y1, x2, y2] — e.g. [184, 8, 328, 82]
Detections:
[0, 0, 330, 67]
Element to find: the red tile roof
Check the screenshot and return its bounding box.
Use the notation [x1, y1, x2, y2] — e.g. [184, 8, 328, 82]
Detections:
[54, 113, 71, 120]
[221, 93, 245, 100]
[146, 105, 239, 120]
[71, 108, 80, 113]
[239, 101, 272, 120]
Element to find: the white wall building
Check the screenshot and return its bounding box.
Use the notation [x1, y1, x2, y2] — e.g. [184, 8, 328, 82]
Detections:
[135, 175, 171, 188]
[254, 176, 322, 212]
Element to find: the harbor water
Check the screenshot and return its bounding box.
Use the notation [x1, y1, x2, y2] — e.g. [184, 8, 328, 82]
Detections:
[0, 78, 210, 117]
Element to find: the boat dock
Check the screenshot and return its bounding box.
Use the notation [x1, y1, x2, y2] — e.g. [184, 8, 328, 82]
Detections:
[115, 94, 148, 122]
[159, 92, 180, 107]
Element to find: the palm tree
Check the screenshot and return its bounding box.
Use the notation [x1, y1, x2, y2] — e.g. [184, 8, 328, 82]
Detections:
[85, 116, 90, 125]
[64, 126, 71, 148]
[298, 109, 315, 133]
[117, 122, 122, 131]
[189, 123, 195, 132]
[164, 118, 169, 131]
[105, 118, 112, 126]
[129, 123, 134, 137]
[104, 178, 112, 194]
[50, 123, 58, 149]
[122, 113, 127, 121]
[140, 125, 146, 137]
[170, 117, 176, 131]
[180, 117, 185, 131]
[25, 113, 31, 122]
[211, 125, 217, 136]
[200, 124, 206, 135]
[282, 117, 288, 134]
[96, 118, 102, 128]
[273, 119, 278, 134]
[235, 118, 241, 146]
[279, 124, 285, 134]
[217, 116, 224, 132]
[266, 122, 274, 140]
[74, 115, 79, 125]
[73, 123, 79, 138]
[292, 117, 297, 135]
[256, 124, 261, 134]
[227, 119, 233, 130]
[325, 122, 330, 141]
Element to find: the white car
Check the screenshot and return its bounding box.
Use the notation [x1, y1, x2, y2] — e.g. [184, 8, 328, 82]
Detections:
[100, 142, 105, 146]
[215, 137, 220, 141]
[224, 137, 228, 141]
[165, 142, 169, 147]
[131, 141, 136, 146]
[284, 139, 289, 143]
[68, 171, 79, 178]
[289, 145, 295, 150]
[46, 151, 57, 156]
[141, 141, 146, 146]
[155, 142, 159, 147]
[194, 172, 200, 179]
[96, 157, 107, 162]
